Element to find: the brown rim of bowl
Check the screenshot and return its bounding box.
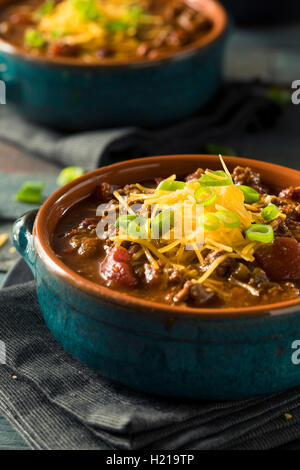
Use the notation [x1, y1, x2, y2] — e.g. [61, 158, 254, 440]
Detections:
[0, 0, 228, 69]
[34, 155, 300, 320]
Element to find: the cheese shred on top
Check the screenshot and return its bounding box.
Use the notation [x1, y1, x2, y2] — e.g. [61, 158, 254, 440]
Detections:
[108, 157, 267, 283]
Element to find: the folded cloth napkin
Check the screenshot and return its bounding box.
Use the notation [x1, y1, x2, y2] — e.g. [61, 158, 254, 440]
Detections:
[1, 259, 300, 451]
[0, 81, 293, 171]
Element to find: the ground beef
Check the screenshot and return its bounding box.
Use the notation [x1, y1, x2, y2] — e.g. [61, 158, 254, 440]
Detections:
[287, 220, 300, 240]
[216, 257, 237, 278]
[95, 182, 118, 203]
[128, 243, 141, 256]
[279, 201, 300, 221]
[173, 281, 218, 306]
[118, 184, 142, 196]
[164, 265, 184, 284]
[77, 238, 101, 258]
[49, 43, 80, 57]
[278, 187, 300, 201]
[272, 218, 292, 237]
[250, 267, 269, 286]
[79, 217, 102, 229]
[232, 166, 269, 194]
[231, 263, 250, 283]
[185, 168, 204, 182]
[133, 263, 162, 287]
[203, 249, 224, 266]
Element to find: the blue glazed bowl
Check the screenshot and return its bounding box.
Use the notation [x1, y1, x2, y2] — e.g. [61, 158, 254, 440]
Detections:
[13, 154, 300, 400]
[0, 0, 229, 130]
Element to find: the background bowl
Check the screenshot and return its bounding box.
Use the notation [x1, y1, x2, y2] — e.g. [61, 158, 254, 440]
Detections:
[13, 154, 300, 400]
[0, 0, 229, 130]
[221, 0, 300, 25]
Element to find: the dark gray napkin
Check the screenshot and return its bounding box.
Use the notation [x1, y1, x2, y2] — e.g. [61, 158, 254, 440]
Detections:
[0, 107, 132, 171]
[0, 258, 300, 450]
[0, 82, 292, 171]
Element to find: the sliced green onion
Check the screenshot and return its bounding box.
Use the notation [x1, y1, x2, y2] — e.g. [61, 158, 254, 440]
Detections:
[205, 143, 237, 156]
[238, 185, 260, 204]
[245, 224, 274, 243]
[51, 29, 66, 38]
[199, 170, 232, 187]
[200, 213, 221, 231]
[124, 4, 143, 26]
[71, 0, 100, 21]
[116, 214, 138, 229]
[105, 20, 128, 32]
[261, 204, 280, 221]
[14, 181, 45, 204]
[151, 209, 174, 236]
[127, 216, 148, 239]
[194, 186, 217, 207]
[35, 0, 55, 19]
[57, 167, 85, 186]
[217, 210, 241, 229]
[25, 29, 46, 48]
[266, 87, 291, 106]
[156, 180, 186, 192]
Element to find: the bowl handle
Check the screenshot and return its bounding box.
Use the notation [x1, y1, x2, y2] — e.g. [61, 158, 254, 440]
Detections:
[0, 53, 20, 104]
[12, 210, 38, 275]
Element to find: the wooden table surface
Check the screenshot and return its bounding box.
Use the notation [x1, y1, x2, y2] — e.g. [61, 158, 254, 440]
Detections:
[0, 22, 299, 449]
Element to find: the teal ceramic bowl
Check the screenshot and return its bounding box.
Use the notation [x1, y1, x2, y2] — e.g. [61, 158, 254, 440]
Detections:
[0, 0, 229, 130]
[13, 155, 300, 400]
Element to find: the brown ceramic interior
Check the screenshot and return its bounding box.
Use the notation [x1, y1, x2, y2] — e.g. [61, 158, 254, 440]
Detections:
[34, 154, 300, 319]
[0, 0, 228, 67]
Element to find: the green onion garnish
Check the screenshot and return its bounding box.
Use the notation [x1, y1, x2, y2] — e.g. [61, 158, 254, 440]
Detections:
[35, 0, 55, 19]
[57, 167, 85, 186]
[127, 216, 148, 239]
[261, 204, 280, 222]
[25, 29, 46, 48]
[200, 213, 221, 231]
[156, 180, 186, 192]
[125, 4, 143, 26]
[245, 224, 274, 243]
[204, 143, 237, 156]
[14, 181, 45, 204]
[238, 185, 260, 204]
[198, 171, 232, 187]
[105, 20, 128, 33]
[194, 186, 217, 207]
[72, 0, 100, 21]
[116, 214, 138, 229]
[217, 210, 241, 229]
[151, 209, 174, 236]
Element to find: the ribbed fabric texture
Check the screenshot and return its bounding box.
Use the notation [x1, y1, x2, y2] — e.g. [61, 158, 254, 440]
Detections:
[0, 260, 299, 450]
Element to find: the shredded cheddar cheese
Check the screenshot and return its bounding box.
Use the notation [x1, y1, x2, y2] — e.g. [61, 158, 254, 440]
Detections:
[107, 156, 274, 284]
[0, 234, 8, 249]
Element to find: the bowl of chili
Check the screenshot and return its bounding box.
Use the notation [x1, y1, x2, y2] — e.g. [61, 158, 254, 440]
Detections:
[0, 0, 229, 130]
[13, 154, 300, 399]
